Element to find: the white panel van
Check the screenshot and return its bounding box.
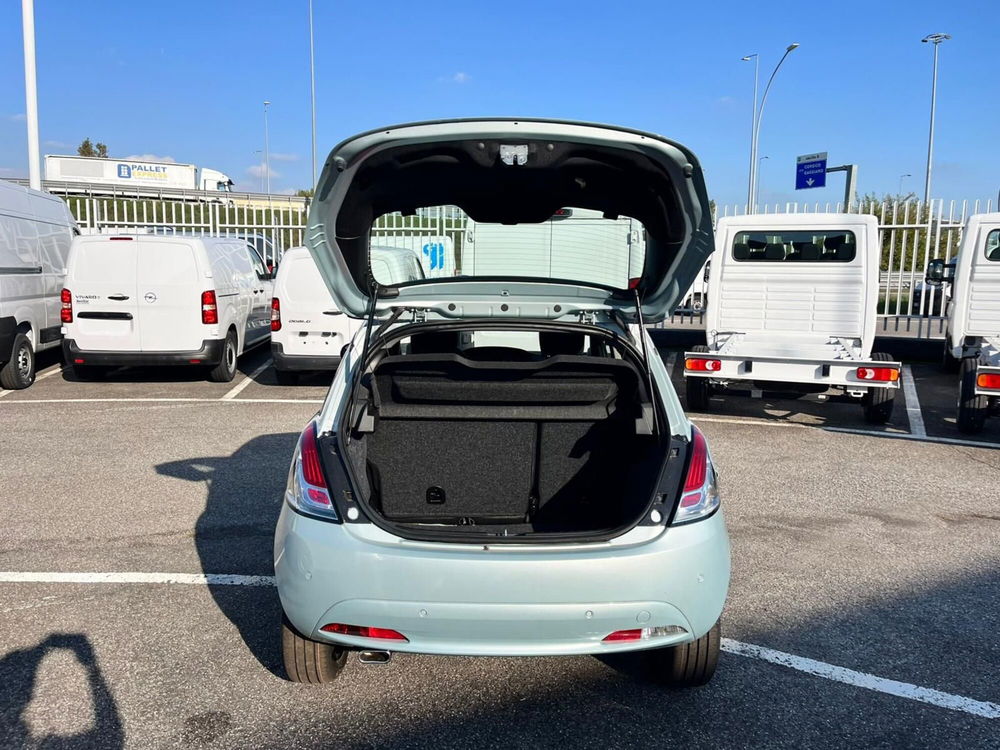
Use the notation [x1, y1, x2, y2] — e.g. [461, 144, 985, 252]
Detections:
[270, 246, 423, 384]
[0, 180, 77, 389]
[61, 234, 273, 381]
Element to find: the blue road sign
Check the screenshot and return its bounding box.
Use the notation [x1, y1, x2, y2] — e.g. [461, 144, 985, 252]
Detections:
[796, 152, 827, 190]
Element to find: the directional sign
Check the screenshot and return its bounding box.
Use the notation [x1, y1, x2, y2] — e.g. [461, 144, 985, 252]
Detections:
[796, 152, 827, 190]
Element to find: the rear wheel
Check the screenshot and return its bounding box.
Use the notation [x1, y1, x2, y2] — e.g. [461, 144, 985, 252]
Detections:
[0, 333, 35, 390]
[282, 615, 348, 684]
[275, 369, 299, 386]
[957, 357, 988, 434]
[862, 352, 896, 424]
[208, 331, 238, 383]
[645, 621, 720, 688]
[685, 344, 713, 411]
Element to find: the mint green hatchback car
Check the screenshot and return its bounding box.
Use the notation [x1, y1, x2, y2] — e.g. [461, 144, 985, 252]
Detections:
[273, 119, 730, 687]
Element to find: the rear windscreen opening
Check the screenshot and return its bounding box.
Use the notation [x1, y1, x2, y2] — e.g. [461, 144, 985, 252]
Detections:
[732, 230, 857, 262]
[369, 206, 646, 290]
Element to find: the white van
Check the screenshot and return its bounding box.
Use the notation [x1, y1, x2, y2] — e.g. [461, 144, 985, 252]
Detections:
[0, 180, 77, 389]
[61, 234, 273, 381]
[270, 245, 423, 384]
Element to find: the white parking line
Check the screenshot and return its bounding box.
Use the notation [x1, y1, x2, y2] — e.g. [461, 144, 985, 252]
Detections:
[823, 426, 999, 449]
[34, 364, 64, 382]
[0, 569, 995, 718]
[0, 397, 324, 405]
[901, 364, 927, 438]
[721, 639, 1000, 719]
[692, 416, 809, 429]
[221, 360, 271, 400]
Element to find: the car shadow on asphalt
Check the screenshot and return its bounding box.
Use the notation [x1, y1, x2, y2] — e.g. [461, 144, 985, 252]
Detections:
[0, 633, 124, 749]
[155, 432, 297, 678]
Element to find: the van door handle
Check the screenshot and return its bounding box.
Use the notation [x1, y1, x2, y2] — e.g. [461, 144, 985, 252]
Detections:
[107, 294, 130, 301]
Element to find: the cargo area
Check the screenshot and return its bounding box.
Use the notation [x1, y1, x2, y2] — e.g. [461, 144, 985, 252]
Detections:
[342, 329, 667, 538]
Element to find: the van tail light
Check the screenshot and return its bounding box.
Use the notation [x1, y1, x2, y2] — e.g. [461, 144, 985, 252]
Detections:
[201, 290, 218, 325]
[60, 288, 73, 323]
[673, 425, 720, 524]
[978, 373, 1000, 390]
[320, 623, 408, 641]
[856, 366, 899, 382]
[270, 297, 281, 331]
[685, 357, 722, 373]
[284, 421, 338, 520]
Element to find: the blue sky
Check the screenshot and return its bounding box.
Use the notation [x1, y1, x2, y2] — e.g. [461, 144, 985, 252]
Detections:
[1, 0, 997, 208]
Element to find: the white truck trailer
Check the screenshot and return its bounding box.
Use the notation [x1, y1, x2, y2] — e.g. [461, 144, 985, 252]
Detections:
[44, 155, 233, 193]
[683, 213, 901, 424]
[927, 212, 1000, 433]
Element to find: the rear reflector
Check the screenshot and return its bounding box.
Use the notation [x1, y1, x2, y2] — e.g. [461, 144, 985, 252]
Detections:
[856, 366, 899, 382]
[60, 288, 73, 323]
[74, 358, 84, 364]
[270, 297, 281, 331]
[977, 373, 1000, 390]
[320, 623, 408, 641]
[603, 625, 687, 642]
[603, 629, 643, 642]
[685, 357, 722, 372]
[201, 290, 218, 325]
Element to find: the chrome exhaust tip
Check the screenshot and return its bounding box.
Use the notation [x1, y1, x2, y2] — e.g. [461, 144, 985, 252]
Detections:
[357, 650, 392, 665]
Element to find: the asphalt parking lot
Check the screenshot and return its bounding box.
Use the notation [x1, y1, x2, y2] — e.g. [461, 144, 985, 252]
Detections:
[1, 342, 998, 749]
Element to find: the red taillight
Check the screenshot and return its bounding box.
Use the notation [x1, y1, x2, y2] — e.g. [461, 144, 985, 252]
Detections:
[978, 373, 1000, 390]
[60, 288, 73, 323]
[603, 629, 643, 642]
[320, 623, 408, 641]
[201, 290, 218, 325]
[856, 366, 899, 382]
[300, 421, 327, 489]
[682, 425, 708, 498]
[685, 357, 722, 372]
[270, 297, 281, 331]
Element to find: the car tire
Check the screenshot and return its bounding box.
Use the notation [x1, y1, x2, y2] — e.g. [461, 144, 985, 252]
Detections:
[73, 364, 111, 381]
[282, 615, 348, 684]
[208, 331, 239, 383]
[645, 620, 720, 688]
[957, 356, 988, 434]
[941, 341, 961, 373]
[0, 333, 35, 390]
[861, 352, 896, 424]
[685, 344, 713, 411]
[275, 369, 299, 386]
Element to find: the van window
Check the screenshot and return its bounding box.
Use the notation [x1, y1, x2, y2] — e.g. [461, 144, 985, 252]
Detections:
[732, 230, 857, 262]
[245, 244, 268, 277]
[986, 229, 1000, 262]
[139, 242, 199, 283]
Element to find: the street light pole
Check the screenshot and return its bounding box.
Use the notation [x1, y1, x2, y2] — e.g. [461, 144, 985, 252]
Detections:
[750, 43, 799, 214]
[741, 53, 759, 213]
[898, 173, 912, 195]
[755, 155, 769, 210]
[263, 100, 271, 197]
[308, 0, 317, 188]
[21, 0, 41, 190]
[921, 33, 950, 208]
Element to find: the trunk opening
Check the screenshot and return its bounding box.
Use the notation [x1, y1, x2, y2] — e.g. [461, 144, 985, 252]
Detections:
[339, 324, 670, 541]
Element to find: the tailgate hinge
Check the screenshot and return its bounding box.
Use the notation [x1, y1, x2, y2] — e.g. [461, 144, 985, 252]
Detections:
[410, 308, 428, 323]
[577, 310, 597, 325]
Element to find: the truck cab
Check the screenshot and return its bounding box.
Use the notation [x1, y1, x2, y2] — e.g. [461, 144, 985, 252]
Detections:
[928, 212, 1000, 433]
[683, 213, 900, 424]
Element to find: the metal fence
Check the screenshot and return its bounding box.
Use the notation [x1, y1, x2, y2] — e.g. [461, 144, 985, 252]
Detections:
[48, 183, 995, 339]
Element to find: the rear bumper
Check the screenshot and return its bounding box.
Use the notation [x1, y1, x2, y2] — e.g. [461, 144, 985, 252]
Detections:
[271, 342, 341, 372]
[62, 338, 226, 367]
[275, 507, 730, 657]
[683, 350, 902, 389]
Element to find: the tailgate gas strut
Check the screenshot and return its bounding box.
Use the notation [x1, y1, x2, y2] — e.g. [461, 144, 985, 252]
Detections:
[633, 288, 659, 436]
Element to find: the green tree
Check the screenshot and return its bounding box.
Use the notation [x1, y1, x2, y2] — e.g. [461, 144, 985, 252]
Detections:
[76, 139, 109, 157]
[295, 188, 314, 198]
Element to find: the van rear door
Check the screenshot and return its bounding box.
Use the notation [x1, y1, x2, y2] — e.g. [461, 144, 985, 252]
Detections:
[136, 240, 206, 352]
[68, 238, 141, 351]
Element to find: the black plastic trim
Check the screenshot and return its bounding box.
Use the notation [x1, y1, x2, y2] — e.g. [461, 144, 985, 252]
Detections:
[272, 343, 341, 372]
[62, 338, 226, 366]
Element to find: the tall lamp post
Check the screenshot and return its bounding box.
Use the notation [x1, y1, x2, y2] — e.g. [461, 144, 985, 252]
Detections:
[921, 33, 950, 208]
[263, 100, 272, 197]
[21, 0, 41, 190]
[740, 53, 759, 212]
[755, 155, 769, 210]
[749, 43, 799, 214]
[308, 0, 317, 188]
[898, 173, 912, 195]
